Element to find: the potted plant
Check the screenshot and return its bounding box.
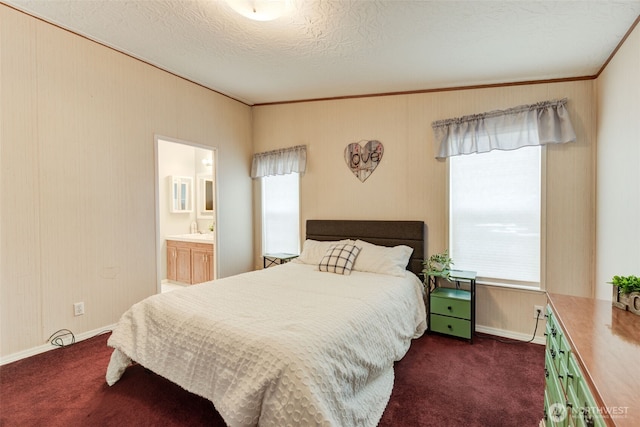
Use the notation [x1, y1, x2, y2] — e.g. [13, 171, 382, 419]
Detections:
[610, 275, 640, 315]
[422, 250, 453, 280]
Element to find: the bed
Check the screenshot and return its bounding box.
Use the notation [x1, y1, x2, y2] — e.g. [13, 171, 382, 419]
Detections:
[106, 220, 426, 426]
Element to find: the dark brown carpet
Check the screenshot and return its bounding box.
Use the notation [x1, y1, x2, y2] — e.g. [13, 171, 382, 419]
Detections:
[0, 332, 543, 426]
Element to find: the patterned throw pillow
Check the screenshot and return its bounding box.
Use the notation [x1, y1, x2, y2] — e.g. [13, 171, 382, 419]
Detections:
[318, 243, 361, 275]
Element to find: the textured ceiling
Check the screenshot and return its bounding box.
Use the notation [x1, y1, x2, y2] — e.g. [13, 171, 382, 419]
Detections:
[5, 0, 640, 105]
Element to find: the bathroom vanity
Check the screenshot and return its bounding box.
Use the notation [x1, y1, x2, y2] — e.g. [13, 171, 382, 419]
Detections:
[166, 234, 214, 285]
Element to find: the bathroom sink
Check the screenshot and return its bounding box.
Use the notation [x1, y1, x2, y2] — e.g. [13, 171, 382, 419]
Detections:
[166, 233, 214, 243]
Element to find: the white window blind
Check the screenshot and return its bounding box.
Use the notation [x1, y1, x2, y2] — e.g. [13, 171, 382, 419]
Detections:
[261, 173, 300, 255]
[449, 146, 541, 287]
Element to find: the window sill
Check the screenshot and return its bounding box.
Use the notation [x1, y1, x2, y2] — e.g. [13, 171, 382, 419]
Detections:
[476, 279, 545, 293]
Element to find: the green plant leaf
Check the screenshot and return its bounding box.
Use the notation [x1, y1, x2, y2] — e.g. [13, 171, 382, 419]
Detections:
[422, 250, 454, 281]
[608, 275, 640, 294]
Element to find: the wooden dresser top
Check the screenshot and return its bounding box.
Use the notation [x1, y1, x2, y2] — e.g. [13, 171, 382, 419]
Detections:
[548, 293, 640, 426]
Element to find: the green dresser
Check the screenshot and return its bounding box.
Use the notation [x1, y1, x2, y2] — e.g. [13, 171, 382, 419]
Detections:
[427, 270, 476, 343]
[544, 304, 606, 427]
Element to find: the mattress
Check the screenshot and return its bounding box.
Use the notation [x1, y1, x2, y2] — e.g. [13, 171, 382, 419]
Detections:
[106, 262, 426, 426]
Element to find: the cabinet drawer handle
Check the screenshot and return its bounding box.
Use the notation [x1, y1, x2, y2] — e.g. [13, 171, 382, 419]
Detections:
[447, 306, 452, 311]
[447, 324, 452, 329]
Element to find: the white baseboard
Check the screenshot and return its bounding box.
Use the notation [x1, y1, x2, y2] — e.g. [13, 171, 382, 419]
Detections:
[2, 322, 543, 366]
[1, 324, 116, 366]
[476, 324, 546, 345]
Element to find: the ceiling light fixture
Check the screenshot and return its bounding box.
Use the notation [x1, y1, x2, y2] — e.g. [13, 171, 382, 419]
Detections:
[225, 0, 290, 22]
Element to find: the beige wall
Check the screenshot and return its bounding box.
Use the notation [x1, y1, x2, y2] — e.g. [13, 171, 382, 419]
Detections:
[0, 6, 254, 358]
[596, 23, 640, 300]
[253, 81, 597, 339]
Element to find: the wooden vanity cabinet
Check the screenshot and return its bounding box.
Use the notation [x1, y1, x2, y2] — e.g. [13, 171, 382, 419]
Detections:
[167, 243, 191, 283]
[167, 240, 214, 285]
[191, 245, 214, 284]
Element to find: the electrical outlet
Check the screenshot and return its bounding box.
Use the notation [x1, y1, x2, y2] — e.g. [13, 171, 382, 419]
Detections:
[74, 302, 85, 316]
[533, 305, 545, 319]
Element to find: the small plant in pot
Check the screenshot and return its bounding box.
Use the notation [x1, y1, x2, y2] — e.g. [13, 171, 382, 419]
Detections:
[609, 275, 640, 315]
[422, 250, 453, 280]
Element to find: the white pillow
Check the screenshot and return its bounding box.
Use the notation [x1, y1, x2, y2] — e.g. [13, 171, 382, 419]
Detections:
[293, 239, 353, 265]
[318, 243, 361, 275]
[352, 239, 413, 277]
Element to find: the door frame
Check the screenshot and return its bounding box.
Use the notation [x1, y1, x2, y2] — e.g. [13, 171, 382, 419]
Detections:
[154, 134, 219, 292]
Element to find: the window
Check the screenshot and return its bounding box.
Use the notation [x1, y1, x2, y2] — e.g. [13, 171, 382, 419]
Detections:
[261, 173, 300, 255]
[449, 146, 541, 288]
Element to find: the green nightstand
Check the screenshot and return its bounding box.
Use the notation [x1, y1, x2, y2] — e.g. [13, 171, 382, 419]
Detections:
[427, 270, 476, 343]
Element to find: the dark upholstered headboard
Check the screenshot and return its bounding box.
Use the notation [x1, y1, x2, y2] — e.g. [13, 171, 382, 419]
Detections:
[306, 220, 425, 277]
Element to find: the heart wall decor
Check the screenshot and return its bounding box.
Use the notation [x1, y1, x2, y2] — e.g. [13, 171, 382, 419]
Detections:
[344, 140, 384, 183]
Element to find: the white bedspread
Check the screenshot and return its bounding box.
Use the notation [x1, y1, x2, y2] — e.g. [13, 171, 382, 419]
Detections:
[106, 262, 426, 427]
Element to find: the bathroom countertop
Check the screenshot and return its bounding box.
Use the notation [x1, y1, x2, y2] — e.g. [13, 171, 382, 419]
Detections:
[166, 233, 215, 244]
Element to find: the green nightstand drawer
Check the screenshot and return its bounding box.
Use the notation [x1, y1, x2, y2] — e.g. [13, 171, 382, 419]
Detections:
[430, 288, 471, 319]
[430, 314, 471, 339]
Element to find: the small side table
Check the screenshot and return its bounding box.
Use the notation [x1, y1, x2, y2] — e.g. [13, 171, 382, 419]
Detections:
[263, 253, 298, 268]
[427, 270, 477, 343]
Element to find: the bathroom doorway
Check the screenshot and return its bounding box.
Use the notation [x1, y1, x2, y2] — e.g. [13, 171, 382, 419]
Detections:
[155, 136, 218, 293]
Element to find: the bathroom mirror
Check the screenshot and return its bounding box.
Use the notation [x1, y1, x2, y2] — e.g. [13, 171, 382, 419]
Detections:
[197, 174, 215, 218]
[169, 176, 193, 213]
